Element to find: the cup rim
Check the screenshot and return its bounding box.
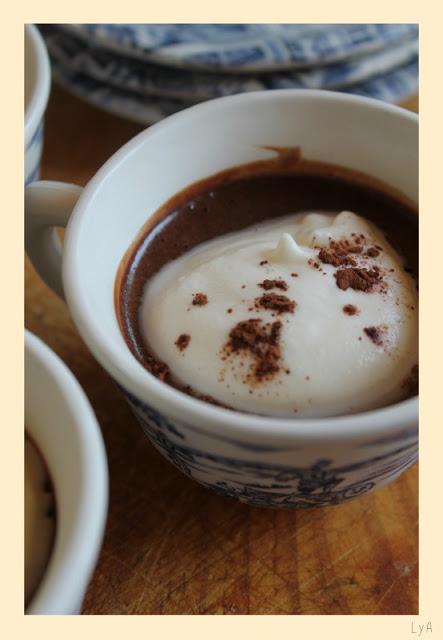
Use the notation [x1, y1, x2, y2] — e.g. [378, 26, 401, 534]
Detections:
[24, 24, 51, 149]
[63, 89, 418, 444]
[25, 330, 108, 614]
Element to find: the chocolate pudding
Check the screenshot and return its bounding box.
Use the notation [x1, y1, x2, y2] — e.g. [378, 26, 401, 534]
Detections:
[116, 157, 418, 418]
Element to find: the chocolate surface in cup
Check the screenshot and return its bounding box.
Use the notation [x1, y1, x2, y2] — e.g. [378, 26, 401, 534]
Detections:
[116, 154, 418, 414]
[25, 433, 56, 607]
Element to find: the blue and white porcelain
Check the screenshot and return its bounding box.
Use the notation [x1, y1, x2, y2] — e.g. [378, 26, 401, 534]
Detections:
[25, 25, 51, 185]
[41, 25, 418, 102]
[24, 90, 418, 508]
[58, 23, 418, 73]
[49, 55, 419, 125]
[341, 58, 418, 101]
[124, 391, 417, 508]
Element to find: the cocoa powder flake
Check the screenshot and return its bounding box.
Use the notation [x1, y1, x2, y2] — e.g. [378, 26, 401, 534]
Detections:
[175, 334, 191, 351]
[343, 304, 359, 316]
[192, 292, 208, 306]
[363, 326, 385, 346]
[318, 248, 356, 267]
[149, 358, 170, 381]
[335, 268, 382, 292]
[258, 279, 288, 291]
[224, 318, 283, 383]
[255, 293, 296, 314]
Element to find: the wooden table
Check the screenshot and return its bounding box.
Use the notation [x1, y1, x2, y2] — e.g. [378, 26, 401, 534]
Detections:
[25, 85, 418, 615]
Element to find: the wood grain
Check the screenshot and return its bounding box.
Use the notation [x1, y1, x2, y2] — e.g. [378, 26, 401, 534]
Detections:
[26, 85, 418, 615]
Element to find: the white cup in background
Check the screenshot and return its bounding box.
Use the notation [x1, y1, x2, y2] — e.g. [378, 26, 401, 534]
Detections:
[25, 24, 51, 185]
[25, 330, 108, 614]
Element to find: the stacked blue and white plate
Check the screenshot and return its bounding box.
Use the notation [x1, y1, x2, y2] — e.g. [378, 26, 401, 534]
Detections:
[39, 24, 418, 125]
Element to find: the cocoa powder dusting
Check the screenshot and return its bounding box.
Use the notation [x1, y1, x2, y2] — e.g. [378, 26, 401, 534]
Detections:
[363, 326, 385, 346]
[192, 292, 208, 306]
[343, 304, 359, 316]
[318, 247, 356, 267]
[317, 234, 373, 268]
[258, 278, 288, 291]
[334, 239, 364, 254]
[175, 334, 191, 351]
[149, 358, 170, 382]
[223, 318, 283, 383]
[255, 293, 296, 314]
[335, 267, 382, 292]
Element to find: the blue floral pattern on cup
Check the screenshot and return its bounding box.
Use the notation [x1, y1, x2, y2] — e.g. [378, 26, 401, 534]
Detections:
[122, 389, 418, 509]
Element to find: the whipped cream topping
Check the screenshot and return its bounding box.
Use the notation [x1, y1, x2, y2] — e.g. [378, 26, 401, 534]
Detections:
[140, 211, 418, 417]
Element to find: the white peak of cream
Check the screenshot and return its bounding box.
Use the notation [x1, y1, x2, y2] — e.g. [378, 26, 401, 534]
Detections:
[268, 232, 314, 264]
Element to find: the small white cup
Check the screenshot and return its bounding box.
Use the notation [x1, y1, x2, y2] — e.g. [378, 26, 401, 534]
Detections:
[25, 25, 51, 185]
[25, 90, 418, 509]
[25, 331, 108, 614]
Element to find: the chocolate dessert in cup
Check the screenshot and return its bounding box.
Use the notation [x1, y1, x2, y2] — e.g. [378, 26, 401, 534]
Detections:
[25, 90, 418, 508]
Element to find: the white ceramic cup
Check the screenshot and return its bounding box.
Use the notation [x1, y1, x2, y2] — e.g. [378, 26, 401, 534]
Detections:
[25, 331, 108, 614]
[25, 25, 51, 185]
[25, 90, 418, 508]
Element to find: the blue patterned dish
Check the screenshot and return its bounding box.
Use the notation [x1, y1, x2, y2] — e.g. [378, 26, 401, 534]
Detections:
[58, 23, 418, 73]
[50, 56, 419, 125]
[41, 25, 418, 102]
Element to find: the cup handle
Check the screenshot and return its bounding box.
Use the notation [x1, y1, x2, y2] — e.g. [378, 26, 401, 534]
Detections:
[25, 181, 83, 300]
